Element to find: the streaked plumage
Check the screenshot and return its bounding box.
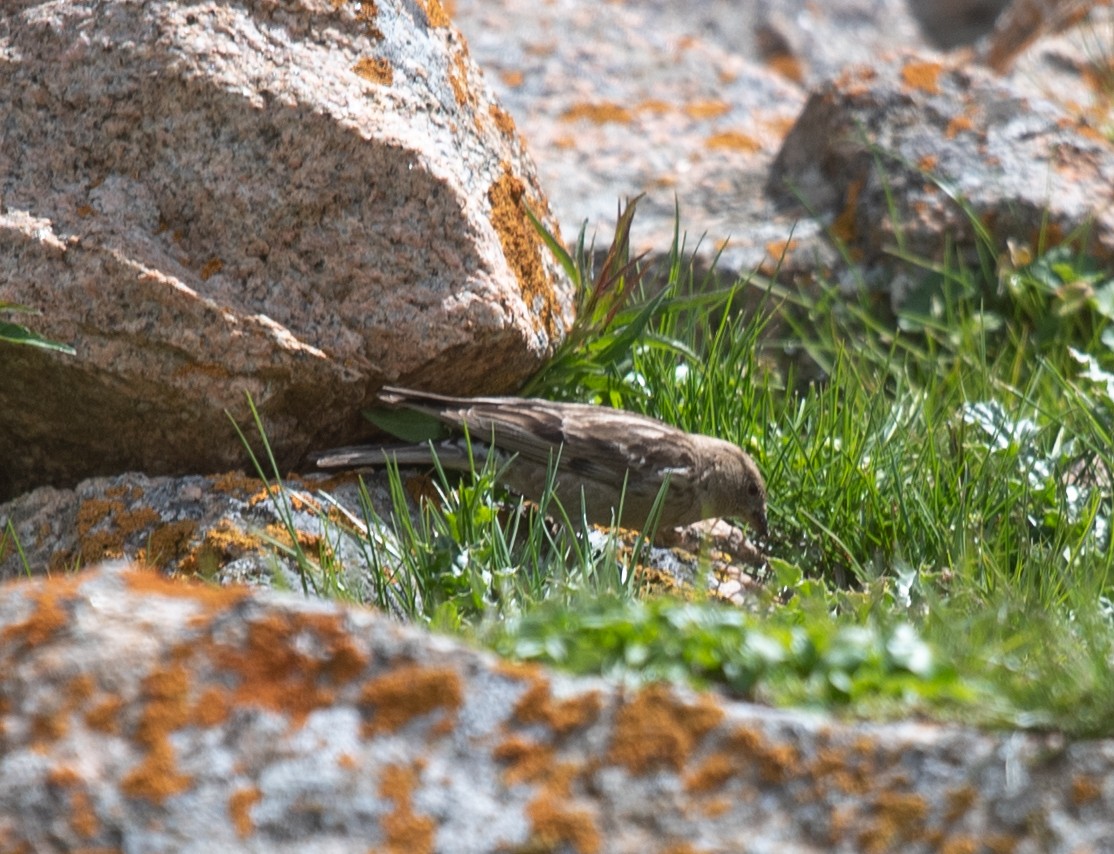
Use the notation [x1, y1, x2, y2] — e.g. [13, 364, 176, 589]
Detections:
[315, 386, 768, 539]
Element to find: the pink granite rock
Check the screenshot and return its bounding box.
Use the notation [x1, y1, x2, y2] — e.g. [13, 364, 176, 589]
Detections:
[0, 0, 573, 499]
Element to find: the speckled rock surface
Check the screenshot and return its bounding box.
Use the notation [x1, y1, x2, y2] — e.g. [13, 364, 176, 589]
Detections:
[768, 52, 1114, 296]
[0, 470, 762, 608]
[450, 0, 1111, 289]
[448, 0, 1016, 278]
[0, 0, 572, 501]
[1, 561, 1113, 853]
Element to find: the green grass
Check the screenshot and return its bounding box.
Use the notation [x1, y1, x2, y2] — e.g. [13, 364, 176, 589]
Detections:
[294, 198, 1114, 735]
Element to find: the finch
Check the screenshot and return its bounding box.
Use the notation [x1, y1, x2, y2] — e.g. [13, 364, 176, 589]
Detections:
[314, 386, 768, 540]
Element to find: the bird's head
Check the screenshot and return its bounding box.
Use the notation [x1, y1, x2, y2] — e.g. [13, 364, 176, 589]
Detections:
[703, 439, 768, 540]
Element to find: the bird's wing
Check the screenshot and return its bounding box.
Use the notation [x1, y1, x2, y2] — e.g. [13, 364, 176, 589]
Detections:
[314, 440, 480, 470]
[458, 401, 702, 491]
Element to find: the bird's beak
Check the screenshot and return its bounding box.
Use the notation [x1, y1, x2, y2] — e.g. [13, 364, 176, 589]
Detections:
[752, 511, 769, 542]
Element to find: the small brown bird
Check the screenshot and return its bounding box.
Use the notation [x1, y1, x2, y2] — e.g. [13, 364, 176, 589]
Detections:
[315, 386, 768, 540]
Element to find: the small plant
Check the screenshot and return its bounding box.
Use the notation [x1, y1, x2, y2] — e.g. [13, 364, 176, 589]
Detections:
[0, 302, 75, 354]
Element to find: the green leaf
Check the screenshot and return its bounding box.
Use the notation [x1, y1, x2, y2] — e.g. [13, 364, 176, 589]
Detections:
[362, 407, 450, 442]
[0, 320, 76, 354]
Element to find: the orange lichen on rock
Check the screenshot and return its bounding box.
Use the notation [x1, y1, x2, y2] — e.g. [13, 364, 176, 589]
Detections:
[1072, 774, 1103, 806]
[146, 519, 198, 567]
[488, 103, 517, 137]
[85, 695, 125, 734]
[380, 762, 436, 854]
[487, 165, 564, 341]
[901, 60, 943, 95]
[705, 130, 762, 153]
[830, 177, 864, 249]
[229, 786, 262, 838]
[199, 257, 223, 280]
[211, 471, 264, 496]
[361, 664, 462, 735]
[683, 752, 736, 793]
[122, 563, 249, 611]
[560, 102, 634, 124]
[512, 675, 603, 735]
[353, 56, 393, 86]
[176, 519, 264, 578]
[69, 787, 100, 839]
[120, 664, 194, 804]
[211, 611, 370, 726]
[808, 744, 874, 795]
[1, 576, 79, 649]
[858, 790, 929, 853]
[448, 43, 473, 110]
[945, 114, 975, 138]
[493, 734, 557, 785]
[683, 99, 731, 120]
[526, 793, 601, 854]
[725, 725, 799, 785]
[415, 0, 450, 28]
[607, 684, 723, 774]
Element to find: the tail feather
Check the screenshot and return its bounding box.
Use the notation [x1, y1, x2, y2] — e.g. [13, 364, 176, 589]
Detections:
[314, 439, 492, 471]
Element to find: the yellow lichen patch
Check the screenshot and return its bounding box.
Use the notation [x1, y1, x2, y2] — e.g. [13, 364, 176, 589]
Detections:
[353, 56, 393, 86]
[607, 684, 723, 774]
[704, 130, 761, 153]
[379, 762, 435, 854]
[209, 611, 370, 726]
[525, 792, 600, 854]
[493, 734, 557, 785]
[512, 676, 603, 736]
[901, 59, 943, 95]
[487, 165, 563, 342]
[560, 102, 633, 124]
[229, 786, 262, 838]
[361, 664, 462, 735]
[146, 520, 198, 568]
[211, 471, 264, 497]
[177, 519, 264, 579]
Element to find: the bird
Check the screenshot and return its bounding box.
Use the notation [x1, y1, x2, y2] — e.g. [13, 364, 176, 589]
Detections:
[314, 386, 768, 541]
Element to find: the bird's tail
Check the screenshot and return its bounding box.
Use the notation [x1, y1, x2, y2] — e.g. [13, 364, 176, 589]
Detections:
[313, 438, 493, 471]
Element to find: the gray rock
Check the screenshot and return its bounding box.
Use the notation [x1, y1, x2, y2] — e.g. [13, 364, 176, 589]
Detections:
[0, 0, 572, 501]
[0, 561, 1112, 852]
